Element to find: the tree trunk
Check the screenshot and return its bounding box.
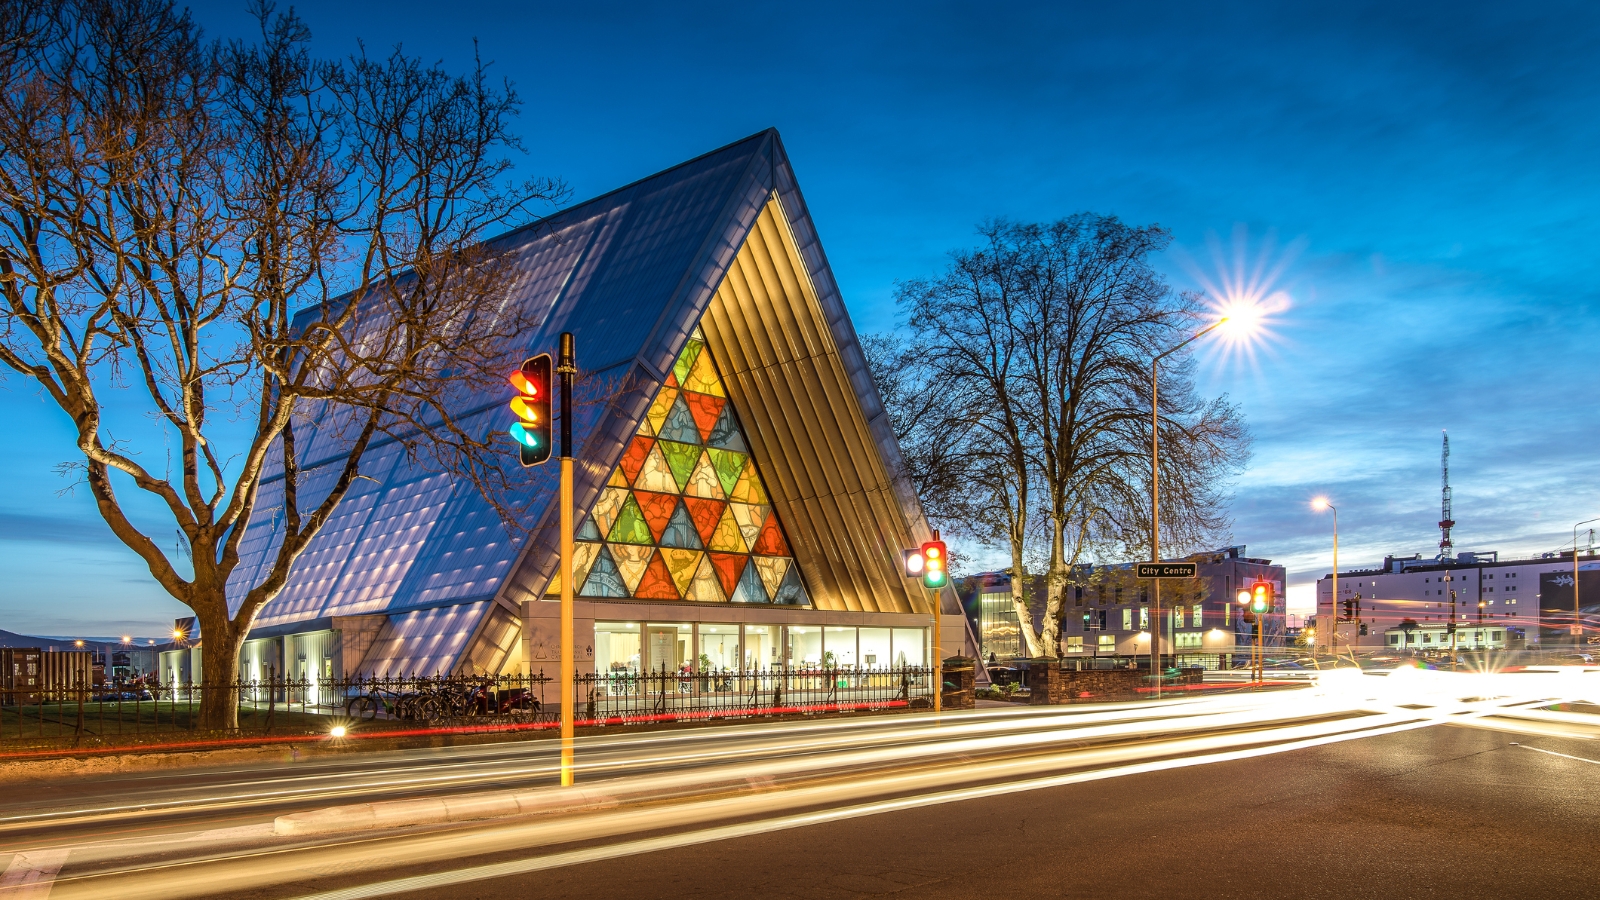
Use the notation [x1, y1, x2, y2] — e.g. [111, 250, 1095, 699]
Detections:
[196, 601, 244, 731]
[1010, 545, 1045, 659]
[1038, 515, 1069, 658]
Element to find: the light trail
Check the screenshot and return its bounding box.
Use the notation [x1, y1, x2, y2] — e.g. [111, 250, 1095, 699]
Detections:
[3, 666, 1595, 900]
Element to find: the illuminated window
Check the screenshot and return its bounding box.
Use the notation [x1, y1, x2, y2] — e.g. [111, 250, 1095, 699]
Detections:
[564, 327, 808, 606]
[1123, 608, 1133, 630]
[1097, 635, 1115, 653]
[1066, 636, 1083, 653]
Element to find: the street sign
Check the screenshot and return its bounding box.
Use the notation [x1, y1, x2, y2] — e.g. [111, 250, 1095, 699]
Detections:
[1136, 563, 1197, 579]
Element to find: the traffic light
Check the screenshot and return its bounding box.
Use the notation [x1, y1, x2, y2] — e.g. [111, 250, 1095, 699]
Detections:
[921, 537, 947, 589]
[1341, 598, 1355, 622]
[1249, 580, 1272, 615]
[508, 354, 552, 466]
[901, 549, 925, 578]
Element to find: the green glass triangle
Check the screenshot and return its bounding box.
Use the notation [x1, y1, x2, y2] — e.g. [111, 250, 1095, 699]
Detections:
[672, 338, 704, 385]
[706, 448, 747, 497]
[658, 440, 700, 492]
[606, 494, 654, 545]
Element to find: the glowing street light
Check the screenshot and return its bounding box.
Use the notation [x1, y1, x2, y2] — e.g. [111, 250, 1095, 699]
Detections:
[1150, 311, 1261, 694]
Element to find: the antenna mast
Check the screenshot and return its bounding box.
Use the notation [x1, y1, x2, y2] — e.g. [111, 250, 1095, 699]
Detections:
[1438, 430, 1454, 560]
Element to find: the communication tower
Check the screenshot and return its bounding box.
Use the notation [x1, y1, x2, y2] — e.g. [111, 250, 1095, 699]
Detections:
[1438, 430, 1454, 560]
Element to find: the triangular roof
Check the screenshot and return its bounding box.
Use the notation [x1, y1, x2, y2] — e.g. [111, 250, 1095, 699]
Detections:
[231, 129, 954, 674]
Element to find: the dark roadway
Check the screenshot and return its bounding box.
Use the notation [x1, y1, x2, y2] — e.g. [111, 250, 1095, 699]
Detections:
[399, 724, 1599, 900]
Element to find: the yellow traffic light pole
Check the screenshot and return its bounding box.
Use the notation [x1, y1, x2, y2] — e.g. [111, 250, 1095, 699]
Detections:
[558, 333, 576, 787]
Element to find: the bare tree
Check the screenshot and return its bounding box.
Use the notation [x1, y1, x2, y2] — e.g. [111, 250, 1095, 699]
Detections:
[893, 217, 1249, 658]
[0, 0, 563, 727]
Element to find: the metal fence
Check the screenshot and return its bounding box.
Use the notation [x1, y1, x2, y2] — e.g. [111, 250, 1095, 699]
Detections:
[0, 666, 934, 749]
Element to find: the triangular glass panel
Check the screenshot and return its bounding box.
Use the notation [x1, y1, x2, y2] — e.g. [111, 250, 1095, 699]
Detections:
[728, 459, 767, 504]
[731, 558, 769, 604]
[682, 497, 726, 546]
[607, 468, 629, 488]
[546, 541, 603, 595]
[658, 440, 701, 492]
[634, 442, 679, 494]
[633, 490, 679, 542]
[659, 548, 703, 595]
[754, 556, 790, 600]
[706, 448, 746, 496]
[684, 392, 726, 442]
[684, 343, 724, 397]
[707, 506, 748, 553]
[659, 501, 704, 549]
[685, 554, 726, 602]
[576, 515, 603, 542]
[705, 405, 747, 452]
[773, 565, 809, 606]
[684, 450, 726, 500]
[751, 514, 789, 556]
[610, 544, 654, 593]
[578, 545, 628, 598]
[645, 387, 678, 437]
[607, 494, 654, 545]
[590, 487, 629, 538]
[672, 338, 703, 385]
[729, 502, 768, 550]
[619, 435, 654, 485]
[633, 551, 679, 600]
[657, 393, 701, 444]
[707, 551, 745, 598]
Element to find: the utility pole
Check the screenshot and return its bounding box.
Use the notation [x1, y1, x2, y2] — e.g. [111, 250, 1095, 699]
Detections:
[558, 333, 576, 786]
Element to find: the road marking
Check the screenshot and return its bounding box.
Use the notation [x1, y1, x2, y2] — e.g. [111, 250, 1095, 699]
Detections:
[0, 848, 71, 899]
[1519, 745, 1600, 766]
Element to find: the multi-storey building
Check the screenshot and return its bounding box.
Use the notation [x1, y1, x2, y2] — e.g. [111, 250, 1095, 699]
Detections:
[1314, 550, 1600, 652]
[961, 546, 1287, 668]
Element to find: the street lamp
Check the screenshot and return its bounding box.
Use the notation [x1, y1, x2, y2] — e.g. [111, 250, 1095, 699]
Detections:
[1150, 316, 1230, 695]
[1573, 517, 1600, 647]
[1312, 498, 1337, 666]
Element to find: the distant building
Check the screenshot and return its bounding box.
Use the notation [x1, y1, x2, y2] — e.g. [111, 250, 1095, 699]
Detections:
[1314, 551, 1600, 652]
[960, 546, 1287, 668]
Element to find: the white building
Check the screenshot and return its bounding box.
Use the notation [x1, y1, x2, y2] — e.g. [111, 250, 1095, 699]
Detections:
[1314, 550, 1599, 653]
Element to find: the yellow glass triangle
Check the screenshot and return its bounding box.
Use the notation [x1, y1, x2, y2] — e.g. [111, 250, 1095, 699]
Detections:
[645, 387, 678, 437]
[684, 343, 724, 396]
[754, 556, 790, 599]
[659, 548, 703, 595]
[607, 468, 628, 488]
[708, 506, 748, 553]
[729, 459, 767, 504]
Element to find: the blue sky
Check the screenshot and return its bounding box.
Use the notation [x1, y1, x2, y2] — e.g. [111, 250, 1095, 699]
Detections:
[2, 0, 1597, 635]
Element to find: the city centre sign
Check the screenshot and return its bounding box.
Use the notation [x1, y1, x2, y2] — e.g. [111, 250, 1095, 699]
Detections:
[1136, 563, 1197, 579]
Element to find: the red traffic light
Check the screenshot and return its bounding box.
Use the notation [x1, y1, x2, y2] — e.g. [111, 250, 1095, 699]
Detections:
[509, 354, 552, 466]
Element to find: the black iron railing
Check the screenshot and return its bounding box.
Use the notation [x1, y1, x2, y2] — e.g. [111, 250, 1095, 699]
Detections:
[0, 665, 935, 749]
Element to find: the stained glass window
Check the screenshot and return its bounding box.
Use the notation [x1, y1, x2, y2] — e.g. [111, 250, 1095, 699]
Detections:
[552, 327, 810, 605]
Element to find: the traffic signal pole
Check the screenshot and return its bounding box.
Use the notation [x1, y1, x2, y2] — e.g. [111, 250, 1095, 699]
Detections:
[558, 333, 576, 786]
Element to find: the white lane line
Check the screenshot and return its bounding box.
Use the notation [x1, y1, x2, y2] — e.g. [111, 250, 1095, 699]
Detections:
[287, 716, 1438, 900]
[1518, 745, 1600, 765]
[0, 848, 71, 899]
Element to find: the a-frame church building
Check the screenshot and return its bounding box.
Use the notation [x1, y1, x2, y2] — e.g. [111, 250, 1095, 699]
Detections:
[220, 129, 975, 685]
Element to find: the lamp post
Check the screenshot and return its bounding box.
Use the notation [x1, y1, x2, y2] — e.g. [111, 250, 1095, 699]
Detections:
[1311, 498, 1337, 666]
[1573, 517, 1600, 648]
[1150, 317, 1228, 696]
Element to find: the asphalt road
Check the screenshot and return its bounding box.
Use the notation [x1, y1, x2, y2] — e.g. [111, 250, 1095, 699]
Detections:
[394, 724, 1600, 900]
